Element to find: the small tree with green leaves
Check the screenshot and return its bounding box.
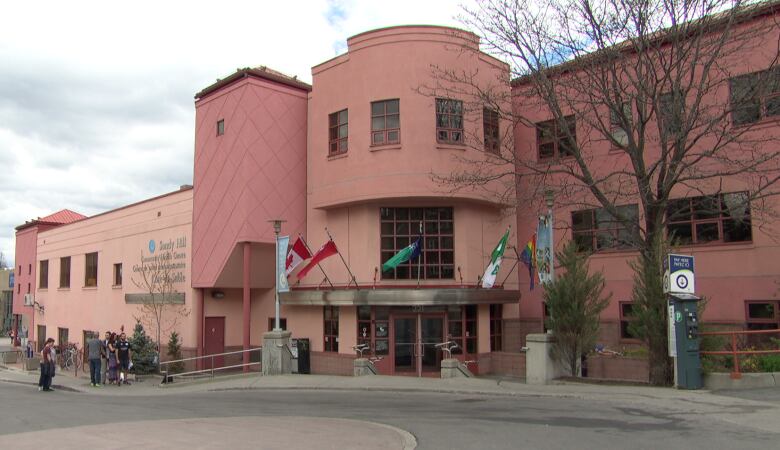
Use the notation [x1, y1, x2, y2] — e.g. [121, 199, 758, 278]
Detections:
[130, 321, 158, 375]
[544, 242, 611, 376]
[166, 331, 185, 374]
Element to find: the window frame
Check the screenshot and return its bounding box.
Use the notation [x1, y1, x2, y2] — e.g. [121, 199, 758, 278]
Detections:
[436, 98, 464, 145]
[609, 101, 631, 149]
[328, 109, 348, 156]
[666, 192, 752, 246]
[536, 115, 576, 160]
[571, 204, 638, 252]
[729, 68, 780, 126]
[84, 252, 98, 287]
[59, 256, 71, 289]
[113, 263, 123, 287]
[357, 306, 389, 357]
[489, 304, 503, 351]
[483, 107, 500, 154]
[39, 260, 48, 289]
[216, 119, 225, 136]
[380, 207, 454, 280]
[745, 300, 779, 330]
[619, 301, 640, 341]
[370, 99, 400, 146]
[324, 305, 339, 352]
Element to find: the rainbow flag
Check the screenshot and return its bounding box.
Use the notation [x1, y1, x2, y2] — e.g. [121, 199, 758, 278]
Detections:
[518, 234, 536, 290]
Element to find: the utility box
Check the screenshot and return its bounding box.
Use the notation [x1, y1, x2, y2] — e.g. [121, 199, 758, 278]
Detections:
[669, 293, 702, 389]
[296, 338, 311, 374]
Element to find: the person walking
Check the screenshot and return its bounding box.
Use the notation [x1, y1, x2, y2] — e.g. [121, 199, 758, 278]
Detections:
[86, 335, 102, 387]
[100, 331, 110, 385]
[38, 338, 55, 392]
[107, 333, 118, 385]
[116, 332, 132, 386]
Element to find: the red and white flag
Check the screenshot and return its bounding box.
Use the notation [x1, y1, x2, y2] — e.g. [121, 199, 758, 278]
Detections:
[297, 240, 338, 279]
[285, 237, 312, 276]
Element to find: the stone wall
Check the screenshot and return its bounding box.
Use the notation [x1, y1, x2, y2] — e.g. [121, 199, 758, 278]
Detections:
[311, 351, 355, 376]
[480, 351, 526, 378]
[584, 355, 649, 382]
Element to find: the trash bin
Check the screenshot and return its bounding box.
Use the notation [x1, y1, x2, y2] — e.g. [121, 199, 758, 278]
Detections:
[297, 338, 310, 374]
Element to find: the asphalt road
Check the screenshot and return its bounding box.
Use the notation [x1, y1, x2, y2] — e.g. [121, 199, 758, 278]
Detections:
[0, 383, 777, 449]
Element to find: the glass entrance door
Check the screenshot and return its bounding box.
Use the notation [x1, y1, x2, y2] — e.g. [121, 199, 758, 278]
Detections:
[420, 315, 444, 373]
[394, 317, 416, 373]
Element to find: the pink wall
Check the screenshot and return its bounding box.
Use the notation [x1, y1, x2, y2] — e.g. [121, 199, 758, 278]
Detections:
[12, 226, 39, 336]
[31, 188, 197, 349]
[192, 74, 309, 288]
[512, 15, 780, 326]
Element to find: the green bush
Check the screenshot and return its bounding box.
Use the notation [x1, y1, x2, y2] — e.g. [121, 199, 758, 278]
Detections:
[758, 354, 780, 372]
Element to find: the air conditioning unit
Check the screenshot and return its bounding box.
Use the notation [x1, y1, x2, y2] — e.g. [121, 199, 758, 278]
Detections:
[23, 294, 34, 306]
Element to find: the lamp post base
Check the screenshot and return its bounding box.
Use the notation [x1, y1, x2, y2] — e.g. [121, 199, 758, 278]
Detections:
[262, 330, 293, 376]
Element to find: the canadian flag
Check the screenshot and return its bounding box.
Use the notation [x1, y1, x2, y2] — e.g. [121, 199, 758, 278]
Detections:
[285, 237, 312, 276]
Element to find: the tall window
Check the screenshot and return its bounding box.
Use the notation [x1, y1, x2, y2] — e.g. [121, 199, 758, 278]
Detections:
[571, 204, 638, 252]
[610, 102, 631, 147]
[436, 98, 464, 144]
[328, 109, 348, 156]
[537, 115, 576, 160]
[371, 99, 400, 145]
[666, 192, 751, 245]
[357, 306, 389, 356]
[483, 108, 500, 154]
[380, 207, 454, 280]
[113, 263, 123, 287]
[619, 302, 639, 339]
[324, 306, 339, 352]
[447, 305, 477, 355]
[659, 92, 682, 135]
[489, 304, 503, 351]
[39, 260, 48, 289]
[60, 256, 71, 288]
[745, 301, 779, 330]
[730, 68, 780, 126]
[85, 252, 98, 287]
[216, 119, 225, 136]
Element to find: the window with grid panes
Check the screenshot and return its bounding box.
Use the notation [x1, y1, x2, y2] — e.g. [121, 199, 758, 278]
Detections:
[447, 305, 464, 355]
[436, 98, 464, 144]
[666, 192, 751, 245]
[465, 305, 478, 354]
[324, 306, 339, 352]
[380, 207, 454, 280]
[489, 304, 503, 351]
[371, 99, 400, 145]
[536, 115, 576, 160]
[571, 204, 638, 252]
[730, 67, 780, 126]
[483, 108, 500, 154]
[328, 109, 348, 155]
[356, 306, 389, 356]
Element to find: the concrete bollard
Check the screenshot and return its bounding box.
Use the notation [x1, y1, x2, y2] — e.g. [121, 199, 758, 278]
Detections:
[440, 358, 473, 378]
[262, 330, 293, 376]
[525, 333, 565, 384]
[353, 358, 377, 376]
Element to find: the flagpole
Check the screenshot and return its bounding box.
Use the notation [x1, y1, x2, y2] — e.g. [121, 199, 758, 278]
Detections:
[499, 246, 520, 287]
[416, 221, 422, 288]
[325, 227, 359, 290]
[299, 233, 334, 289]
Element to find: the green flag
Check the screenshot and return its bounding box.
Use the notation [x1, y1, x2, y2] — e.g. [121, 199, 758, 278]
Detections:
[382, 237, 422, 272]
[481, 229, 510, 288]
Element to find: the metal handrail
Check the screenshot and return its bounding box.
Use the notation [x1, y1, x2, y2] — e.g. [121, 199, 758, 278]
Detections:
[159, 347, 262, 385]
[700, 328, 780, 380]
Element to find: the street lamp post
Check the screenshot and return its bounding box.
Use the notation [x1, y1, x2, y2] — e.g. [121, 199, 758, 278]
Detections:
[268, 219, 286, 331]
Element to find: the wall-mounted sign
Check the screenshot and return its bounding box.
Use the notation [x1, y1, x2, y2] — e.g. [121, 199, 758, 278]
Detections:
[663, 254, 695, 295]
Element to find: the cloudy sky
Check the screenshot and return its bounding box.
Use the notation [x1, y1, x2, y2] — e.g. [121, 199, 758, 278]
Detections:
[0, 0, 481, 266]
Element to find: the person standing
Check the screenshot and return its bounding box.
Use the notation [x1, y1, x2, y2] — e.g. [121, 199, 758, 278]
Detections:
[107, 333, 118, 385]
[86, 335, 102, 387]
[38, 338, 55, 392]
[116, 332, 132, 386]
[100, 331, 110, 385]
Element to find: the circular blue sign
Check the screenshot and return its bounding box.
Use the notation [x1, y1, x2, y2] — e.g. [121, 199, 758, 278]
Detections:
[148, 240, 156, 253]
[676, 274, 688, 289]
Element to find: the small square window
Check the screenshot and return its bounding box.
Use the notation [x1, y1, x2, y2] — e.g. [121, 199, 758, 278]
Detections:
[217, 119, 225, 136]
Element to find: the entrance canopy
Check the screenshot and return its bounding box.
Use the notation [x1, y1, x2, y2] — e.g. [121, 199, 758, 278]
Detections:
[280, 288, 520, 306]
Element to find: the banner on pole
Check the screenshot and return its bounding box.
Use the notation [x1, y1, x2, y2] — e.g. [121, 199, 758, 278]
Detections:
[277, 236, 290, 293]
[535, 214, 553, 284]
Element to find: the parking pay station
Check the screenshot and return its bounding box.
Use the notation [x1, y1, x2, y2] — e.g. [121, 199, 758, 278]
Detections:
[664, 254, 702, 389]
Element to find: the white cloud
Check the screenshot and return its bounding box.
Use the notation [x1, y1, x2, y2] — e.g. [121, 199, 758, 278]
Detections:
[0, 0, 477, 265]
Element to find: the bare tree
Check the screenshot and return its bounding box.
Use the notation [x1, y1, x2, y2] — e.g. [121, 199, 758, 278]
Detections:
[426, 0, 780, 384]
[132, 251, 190, 353]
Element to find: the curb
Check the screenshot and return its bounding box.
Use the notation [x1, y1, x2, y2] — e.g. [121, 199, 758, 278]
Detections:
[0, 378, 81, 393]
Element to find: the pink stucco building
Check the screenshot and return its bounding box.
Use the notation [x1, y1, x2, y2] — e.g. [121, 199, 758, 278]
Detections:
[12, 18, 780, 378]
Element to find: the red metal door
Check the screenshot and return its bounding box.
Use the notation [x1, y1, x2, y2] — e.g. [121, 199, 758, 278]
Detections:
[204, 317, 225, 369]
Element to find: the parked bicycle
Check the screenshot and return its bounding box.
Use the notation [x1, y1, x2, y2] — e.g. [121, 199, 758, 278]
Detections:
[59, 343, 83, 372]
